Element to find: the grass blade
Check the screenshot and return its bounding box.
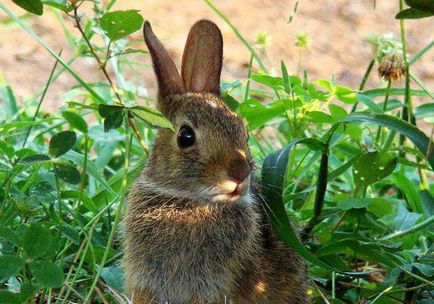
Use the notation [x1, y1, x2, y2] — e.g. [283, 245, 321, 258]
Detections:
[343, 113, 434, 170]
[261, 139, 332, 270]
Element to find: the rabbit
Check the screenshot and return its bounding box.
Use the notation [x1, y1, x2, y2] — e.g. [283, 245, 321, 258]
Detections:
[122, 19, 309, 304]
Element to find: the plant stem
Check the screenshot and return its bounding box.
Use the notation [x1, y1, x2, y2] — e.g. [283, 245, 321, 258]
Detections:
[302, 145, 329, 239]
[379, 215, 434, 241]
[60, 219, 99, 304]
[398, 0, 428, 190]
[375, 80, 391, 146]
[84, 119, 131, 302]
[23, 50, 62, 148]
[55, 175, 63, 223]
[351, 58, 375, 112]
[244, 52, 254, 102]
[75, 133, 89, 217]
[71, 4, 149, 153]
[72, 6, 122, 104]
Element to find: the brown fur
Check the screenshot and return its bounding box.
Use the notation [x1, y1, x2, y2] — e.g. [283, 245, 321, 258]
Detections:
[122, 20, 308, 304]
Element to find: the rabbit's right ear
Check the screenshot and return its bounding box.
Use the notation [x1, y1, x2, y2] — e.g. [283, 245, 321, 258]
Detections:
[181, 20, 223, 95]
[143, 21, 184, 98]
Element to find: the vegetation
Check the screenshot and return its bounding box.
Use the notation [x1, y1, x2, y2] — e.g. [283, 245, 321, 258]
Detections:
[1, 0, 434, 303]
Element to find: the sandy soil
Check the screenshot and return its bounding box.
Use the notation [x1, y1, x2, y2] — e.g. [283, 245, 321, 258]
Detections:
[0, 0, 433, 112]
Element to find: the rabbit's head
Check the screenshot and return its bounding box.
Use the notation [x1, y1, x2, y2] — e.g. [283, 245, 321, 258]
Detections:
[142, 20, 252, 204]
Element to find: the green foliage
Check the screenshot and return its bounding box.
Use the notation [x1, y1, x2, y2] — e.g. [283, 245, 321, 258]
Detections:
[100, 10, 144, 41]
[12, 0, 43, 15]
[49, 131, 77, 157]
[396, 0, 434, 19]
[353, 152, 397, 186]
[1, 0, 434, 303]
[30, 261, 64, 288]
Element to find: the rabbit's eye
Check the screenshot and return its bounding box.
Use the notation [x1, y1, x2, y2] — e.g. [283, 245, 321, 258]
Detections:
[177, 125, 196, 149]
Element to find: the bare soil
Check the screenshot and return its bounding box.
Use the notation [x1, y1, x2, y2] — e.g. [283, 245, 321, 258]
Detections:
[0, 0, 433, 112]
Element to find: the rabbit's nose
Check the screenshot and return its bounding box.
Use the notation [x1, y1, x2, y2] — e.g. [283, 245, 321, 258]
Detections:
[227, 158, 251, 183]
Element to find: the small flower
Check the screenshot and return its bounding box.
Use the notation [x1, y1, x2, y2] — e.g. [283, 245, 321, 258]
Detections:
[295, 32, 310, 48]
[378, 54, 405, 82]
[255, 31, 270, 50]
[366, 34, 406, 82]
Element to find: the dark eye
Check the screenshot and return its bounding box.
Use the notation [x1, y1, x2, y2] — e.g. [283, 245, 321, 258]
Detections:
[177, 125, 196, 149]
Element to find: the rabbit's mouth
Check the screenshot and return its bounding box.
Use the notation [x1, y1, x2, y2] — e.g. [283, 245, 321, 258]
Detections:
[211, 178, 251, 203]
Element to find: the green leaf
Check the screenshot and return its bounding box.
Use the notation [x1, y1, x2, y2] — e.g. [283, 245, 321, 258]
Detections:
[415, 102, 434, 119]
[413, 262, 434, 277]
[0, 86, 18, 118]
[0, 291, 21, 304]
[30, 260, 64, 288]
[343, 113, 434, 170]
[335, 86, 357, 104]
[419, 189, 434, 216]
[405, 0, 434, 10]
[281, 60, 291, 94]
[61, 190, 98, 214]
[356, 93, 383, 113]
[307, 111, 333, 124]
[53, 162, 81, 184]
[396, 8, 434, 19]
[0, 255, 25, 281]
[393, 203, 422, 231]
[62, 111, 88, 133]
[41, 0, 72, 12]
[392, 173, 424, 214]
[12, 0, 43, 15]
[367, 198, 394, 218]
[328, 104, 347, 122]
[98, 104, 124, 118]
[251, 73, 284, 90]
[316, 79, 334, 91]
[19, 154, 51, 164]
[59, 224, 81, 245]
[0, 140, 14, 158]
[100, 10, 144, 41]
[0, 118, 56, 133]
[337, 198, 373, 211]
[129, 106, 173, 130]
[262, 139, 332, 270]
[11, 196, 41, 214]
[22, 223, 50, 258]
[98, 104, 125, 132]
[221, 93, 239, 111]
[239, 99, 285, 130]
[101, 266, 125, 292]
[363, 88, 434, 98]
[49, 131, 77, 158]
[316, 239, 397, 268]
[0, 227, 20, 246]
[328, 154, 360, 181]
[353, 152, 397, 186]
[18, 281, 36, 302]
[63, 150, 116, 196]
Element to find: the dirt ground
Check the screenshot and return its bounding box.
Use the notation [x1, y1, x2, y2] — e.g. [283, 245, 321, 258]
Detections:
[0, 0, 433, 112]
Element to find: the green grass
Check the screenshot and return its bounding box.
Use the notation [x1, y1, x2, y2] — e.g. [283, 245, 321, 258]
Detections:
[1, 1, 434, 303]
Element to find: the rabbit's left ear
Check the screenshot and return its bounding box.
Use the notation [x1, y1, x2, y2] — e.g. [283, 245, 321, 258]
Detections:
[181, 20, 223, 95]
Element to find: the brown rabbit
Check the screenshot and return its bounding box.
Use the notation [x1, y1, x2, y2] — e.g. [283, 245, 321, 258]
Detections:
[123, 20, 309, 304]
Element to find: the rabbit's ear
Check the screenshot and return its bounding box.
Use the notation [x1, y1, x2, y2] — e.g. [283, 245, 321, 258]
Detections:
[143, 21, 184, 97]
[181, 20, 223, 95]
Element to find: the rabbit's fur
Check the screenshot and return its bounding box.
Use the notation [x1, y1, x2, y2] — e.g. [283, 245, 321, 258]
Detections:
[123, 20, 308, 304]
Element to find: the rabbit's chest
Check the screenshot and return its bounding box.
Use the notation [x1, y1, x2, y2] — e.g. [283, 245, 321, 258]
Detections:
[132, 204, 260, 302]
